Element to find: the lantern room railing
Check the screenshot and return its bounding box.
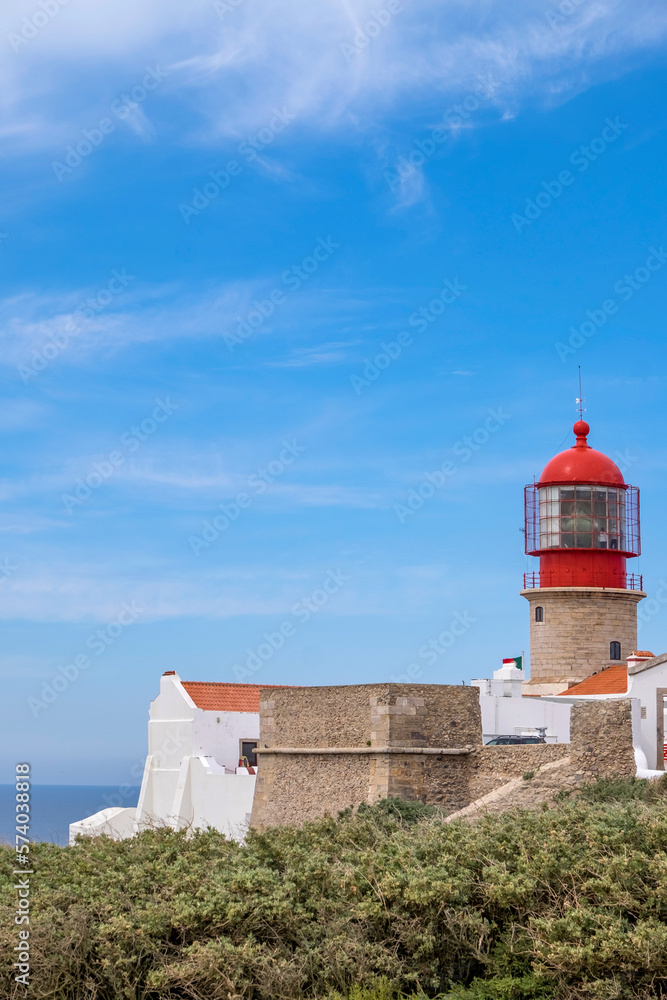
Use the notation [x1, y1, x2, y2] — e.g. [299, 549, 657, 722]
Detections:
[523, 571, 643, 591]
[524, 483, 640, 557]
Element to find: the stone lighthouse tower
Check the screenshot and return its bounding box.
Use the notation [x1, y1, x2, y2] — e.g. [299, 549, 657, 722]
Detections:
[521, 420, 645, 695]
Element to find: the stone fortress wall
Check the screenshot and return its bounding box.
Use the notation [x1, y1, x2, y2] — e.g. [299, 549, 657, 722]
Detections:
[250, 684, 636, 829]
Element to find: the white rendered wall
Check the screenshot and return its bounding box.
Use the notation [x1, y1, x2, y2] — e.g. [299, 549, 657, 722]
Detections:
[136, 673, 260, 835]
[627, 659, 667, 770]
[477, 693, 571, 743]
[187, 757, 256, 839]
[69, 807, 137, 845]
[148, 672, 260, 771]
[541, 654, 667, 773]
[71, 672, 260, 844]
[472, 665, 571, 743]
[191, 707, 259, 771]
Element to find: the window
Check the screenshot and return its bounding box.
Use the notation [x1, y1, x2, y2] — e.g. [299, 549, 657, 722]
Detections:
[538, 485, 626, 551]
[610, 641, 621, 661]
[239, 740, 258, 767]
[535, 606, 544, 622]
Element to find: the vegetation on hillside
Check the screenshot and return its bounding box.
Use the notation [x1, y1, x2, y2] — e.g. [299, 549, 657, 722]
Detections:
[3, 778, 667, 1000]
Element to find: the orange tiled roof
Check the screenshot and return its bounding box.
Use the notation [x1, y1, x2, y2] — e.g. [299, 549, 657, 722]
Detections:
[558, 665, 628, 696]
[181, 681, 294, 713]
[632, 651, 655, 658]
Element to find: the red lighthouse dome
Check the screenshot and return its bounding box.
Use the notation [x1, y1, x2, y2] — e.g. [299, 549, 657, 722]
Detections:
[538, 421, 625, 487]
[524, 421, 641, 589]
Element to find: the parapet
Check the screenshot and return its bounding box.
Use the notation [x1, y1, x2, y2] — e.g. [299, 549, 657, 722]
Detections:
[250, 683, 482, 827]
[250, 685, 637, 829]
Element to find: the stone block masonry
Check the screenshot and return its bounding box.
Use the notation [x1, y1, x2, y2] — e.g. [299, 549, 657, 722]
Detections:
[250, 685, 639, 829]
[570, 698, 636, 778]
[521, 587, 644, 690]
[467, 743, 569, 802]
[251, 684, 481, 828]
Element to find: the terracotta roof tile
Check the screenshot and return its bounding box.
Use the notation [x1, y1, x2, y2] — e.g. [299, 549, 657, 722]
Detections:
[558, 665, 628, 696]
[181, 681, 295, 713]
[632, 651, 655, 658]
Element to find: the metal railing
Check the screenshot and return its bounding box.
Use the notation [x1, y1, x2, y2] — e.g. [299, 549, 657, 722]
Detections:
[523, 571, 643, 591]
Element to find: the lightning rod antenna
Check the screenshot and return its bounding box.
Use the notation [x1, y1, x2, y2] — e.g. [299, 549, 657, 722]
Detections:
[576, 366, 585, 420]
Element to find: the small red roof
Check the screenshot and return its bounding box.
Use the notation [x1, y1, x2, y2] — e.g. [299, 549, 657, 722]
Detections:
[181, 681, 294, 713]
[558, 665, 628, 696]
[632, 651, 655, 658]
[539, 421, 625, 487]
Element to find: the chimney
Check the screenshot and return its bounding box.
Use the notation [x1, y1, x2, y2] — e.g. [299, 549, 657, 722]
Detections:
[626, 651, 654, 672]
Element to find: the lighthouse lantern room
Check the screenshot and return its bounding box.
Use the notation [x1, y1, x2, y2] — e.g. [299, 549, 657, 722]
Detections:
[521, 420, 645, 695]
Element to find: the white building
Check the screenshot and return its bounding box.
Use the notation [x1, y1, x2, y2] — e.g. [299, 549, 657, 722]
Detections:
[472, 654, 667, 775]
[69, 671, 290, 844]
[71, 654, 667, 846]
[471, 661, 571, 743]
[546, 650, 667, 773]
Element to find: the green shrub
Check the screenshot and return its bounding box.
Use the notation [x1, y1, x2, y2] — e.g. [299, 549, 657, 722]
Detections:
[446, 973, 553, 999]
[576, 773, 667, 804]
[356, 796, 441, 823]
[2, 777, 667, 999]
[325, 976, 434, 999]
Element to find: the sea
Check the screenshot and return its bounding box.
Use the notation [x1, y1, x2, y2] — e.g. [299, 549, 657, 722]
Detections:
[0, 784, 140, 847]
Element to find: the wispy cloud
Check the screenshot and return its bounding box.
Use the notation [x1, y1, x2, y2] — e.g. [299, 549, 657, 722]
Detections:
[265, 340, 360, 368]
[2, 0, 666, 153]
[0, 280, 404, 376]
[0, 555, 463, 623]
[0, 280, 261, 369]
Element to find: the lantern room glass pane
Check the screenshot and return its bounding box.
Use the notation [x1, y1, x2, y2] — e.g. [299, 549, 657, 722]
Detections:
[538, 485, 628, 551]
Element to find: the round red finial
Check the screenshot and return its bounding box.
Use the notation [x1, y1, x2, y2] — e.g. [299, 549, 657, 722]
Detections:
[573, 420, 590, 441]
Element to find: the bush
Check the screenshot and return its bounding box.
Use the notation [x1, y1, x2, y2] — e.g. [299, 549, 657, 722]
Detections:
[576, 773, 667, 804]
[2, 777, 667, 999]
[356, 797, 441, 824]
[325, 977, 433, 999]
[446, 974, 553, 999]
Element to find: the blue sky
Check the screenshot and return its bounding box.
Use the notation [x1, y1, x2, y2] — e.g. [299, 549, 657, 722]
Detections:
[2, 0, 667, 783]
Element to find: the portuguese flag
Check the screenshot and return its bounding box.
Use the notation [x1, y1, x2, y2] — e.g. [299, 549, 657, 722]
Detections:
[503, 656, 523, 670]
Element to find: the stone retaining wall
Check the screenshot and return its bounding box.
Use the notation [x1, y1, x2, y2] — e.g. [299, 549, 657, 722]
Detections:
[468, 743, 569, 802]
[251, 684, 481, 828]
[250, 686, 638, 829]
[570, 698, 636, 778]
[253, 753, 371, 827]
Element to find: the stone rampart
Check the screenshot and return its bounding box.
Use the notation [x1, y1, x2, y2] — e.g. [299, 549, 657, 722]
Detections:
[250, 686, 638, 829]
[251, 684, 481, 828]
[468, 743, 569, 801]
[569, 698, 636, 778]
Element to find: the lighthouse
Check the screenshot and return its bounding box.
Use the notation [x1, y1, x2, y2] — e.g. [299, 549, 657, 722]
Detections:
[521, 420, 645, 695]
